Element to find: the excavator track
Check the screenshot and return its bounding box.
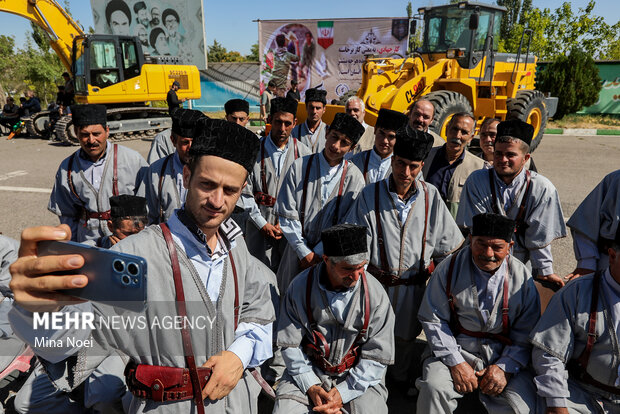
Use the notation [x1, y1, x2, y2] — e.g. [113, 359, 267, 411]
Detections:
[55, 106, 172, 145]
[24, 111, 51, 139]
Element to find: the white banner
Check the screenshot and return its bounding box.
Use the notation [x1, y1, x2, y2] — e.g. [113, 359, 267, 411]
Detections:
[258, 17, 409, 102]
[90, 0, 207, 69]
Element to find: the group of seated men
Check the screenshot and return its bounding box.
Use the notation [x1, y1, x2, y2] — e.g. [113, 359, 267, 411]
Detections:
[0, 86, 618, 414]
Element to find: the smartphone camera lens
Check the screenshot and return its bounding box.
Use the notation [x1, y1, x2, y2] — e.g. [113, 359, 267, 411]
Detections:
[113, 259, 125, 273]
[121, 274, 131, 286]
[127, 263, 139, 276]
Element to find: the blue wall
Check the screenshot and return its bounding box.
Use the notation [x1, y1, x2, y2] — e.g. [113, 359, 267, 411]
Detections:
[192, 79, 260, 113]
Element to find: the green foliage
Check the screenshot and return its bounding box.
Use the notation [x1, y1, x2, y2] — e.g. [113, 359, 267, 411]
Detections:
[208, 39, 257, 63]
[498, 0, 620, 60]
[246, 43, 259, 62]
[536, 48, 602, 119]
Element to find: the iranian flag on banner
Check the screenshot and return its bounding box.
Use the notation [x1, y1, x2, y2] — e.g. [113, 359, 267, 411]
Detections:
[317, 21, 334, 49]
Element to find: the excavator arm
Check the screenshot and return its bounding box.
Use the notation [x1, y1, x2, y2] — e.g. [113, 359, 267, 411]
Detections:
[0, 0, 84, 72]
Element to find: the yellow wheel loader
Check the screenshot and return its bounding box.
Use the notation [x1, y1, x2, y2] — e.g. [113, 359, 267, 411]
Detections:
[1, 0, 201, 144]
[302, 1, 556, 151]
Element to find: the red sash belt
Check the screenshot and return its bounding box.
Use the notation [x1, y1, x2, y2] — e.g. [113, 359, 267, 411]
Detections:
[125, 362, 212, 402]
[253, 191, 276, 207]
[367, 262, 435, 287]
[84, 210, 111, 221]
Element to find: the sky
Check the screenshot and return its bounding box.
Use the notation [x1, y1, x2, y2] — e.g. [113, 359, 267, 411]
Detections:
[0, 0, 617, 56]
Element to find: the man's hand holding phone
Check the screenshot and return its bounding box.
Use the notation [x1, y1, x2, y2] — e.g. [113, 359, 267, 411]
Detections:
[9, 225, 87, 313]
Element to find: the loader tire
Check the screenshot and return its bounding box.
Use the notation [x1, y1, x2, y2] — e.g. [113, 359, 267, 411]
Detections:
[507, 90, 547, 152]
[426, 91, 473, 139]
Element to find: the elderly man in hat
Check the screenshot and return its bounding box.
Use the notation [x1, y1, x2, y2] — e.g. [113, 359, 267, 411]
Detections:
[346, 126, 464, 390]
[167, 80, 185, 113]
[48, 104, 147, 243]
[8, 118, 276, 413]
[349, 108, 409, 185]
[456, 119, 567, 288]
[530, 226, 620, 413]
[292, 88, 328, 153]
[274, 224, 395, 414]
[275, 112, 365, 293]
[417, 213, 541, 413]
[138, 108, 205, 224]
[564, 169, 620, 281]
[224, 99, 250, 128]
[242, 97, 311, 272]
[422, 112, 485, 217]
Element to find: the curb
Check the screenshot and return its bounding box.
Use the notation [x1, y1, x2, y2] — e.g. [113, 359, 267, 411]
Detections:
[544, 128, 620, 136]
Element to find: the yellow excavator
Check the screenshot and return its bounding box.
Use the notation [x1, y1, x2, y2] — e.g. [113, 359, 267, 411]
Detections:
[300, 1, 557, 151]
[0, 0, 201, 144]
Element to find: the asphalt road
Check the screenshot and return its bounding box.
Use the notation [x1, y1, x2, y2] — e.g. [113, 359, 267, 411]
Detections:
[2, 132, 619, 277]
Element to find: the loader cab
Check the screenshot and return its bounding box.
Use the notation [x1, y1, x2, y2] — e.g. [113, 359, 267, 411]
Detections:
[72, 35, 145, 94]
[419, 1, 505, 70]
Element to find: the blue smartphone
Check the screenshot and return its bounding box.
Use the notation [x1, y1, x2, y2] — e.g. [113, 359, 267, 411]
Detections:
[37, 240, 147, 312]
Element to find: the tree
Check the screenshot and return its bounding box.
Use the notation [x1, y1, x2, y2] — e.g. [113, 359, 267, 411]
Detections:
[499, 1, 620, 61]
[246, 43, 259, 62]
[536, 48, 602, 119]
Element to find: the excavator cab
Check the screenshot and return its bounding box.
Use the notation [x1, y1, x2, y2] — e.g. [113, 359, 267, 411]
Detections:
[419, 2, 503, 70]
[72, 35, 145, 95]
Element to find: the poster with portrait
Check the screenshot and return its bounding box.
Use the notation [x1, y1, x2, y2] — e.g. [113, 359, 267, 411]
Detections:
[258, 18, 409, 102]
[90, 0, 207, 69]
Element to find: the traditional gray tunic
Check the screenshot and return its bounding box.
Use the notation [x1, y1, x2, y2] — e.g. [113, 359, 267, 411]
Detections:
[275, 153, 364, 293]
[349, 124, 375, 156]
[9, 215, 276, 414]
[531, 270, 620, 413]
[349, 148, 392, 185]
[147, 129, 174, 164]
[274, 263, 394, 414]
[242, 135, 311, 272]
[417, 248, 541, 414]
[137, 151, 186, 224]
[345, 177, 463, 341]
[456, 168, 566, 275]
[0, 235, 18, 299]
[566, 169, 620, 272]
[291, 121, 328, 153]
[48, 142, 148, 243]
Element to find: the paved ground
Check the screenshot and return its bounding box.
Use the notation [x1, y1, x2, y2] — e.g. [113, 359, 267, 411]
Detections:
[1, 132, 619, 411]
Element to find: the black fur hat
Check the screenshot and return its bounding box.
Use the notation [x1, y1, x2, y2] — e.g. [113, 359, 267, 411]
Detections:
[393, 126, 433, 161]
[322, 224, 368, 257]
[497, 119, 534, 146]
[375, 108, 408, 132]
[171, 108, 205, 138]
[71, 104, 107, 127]
[304, 88, 327, 105]
[224, 99, 250, 115]
[190, 118, 259, 172]
[472, 213, 516, 242]
[270, 97, 298, 117]
[110, 195, 147, 219]
[329, 112, 365, 145]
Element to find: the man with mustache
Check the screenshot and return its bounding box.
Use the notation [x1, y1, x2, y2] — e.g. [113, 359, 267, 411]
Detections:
[422, 112, 484, 217]
[242, 97, 310, 272]
[275, 112, 365, 293]
[274, 224, 395, 414]
[408, 99, 445, 147]
[456, 119, 566, 289]
[346, 126, 464, 393]
[47, 105, 147, 243]
[417, 213, 541, 413]
[477, 118, 537, 172]
[138, 108, 205, 224]
[349, 108, 408, 185]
